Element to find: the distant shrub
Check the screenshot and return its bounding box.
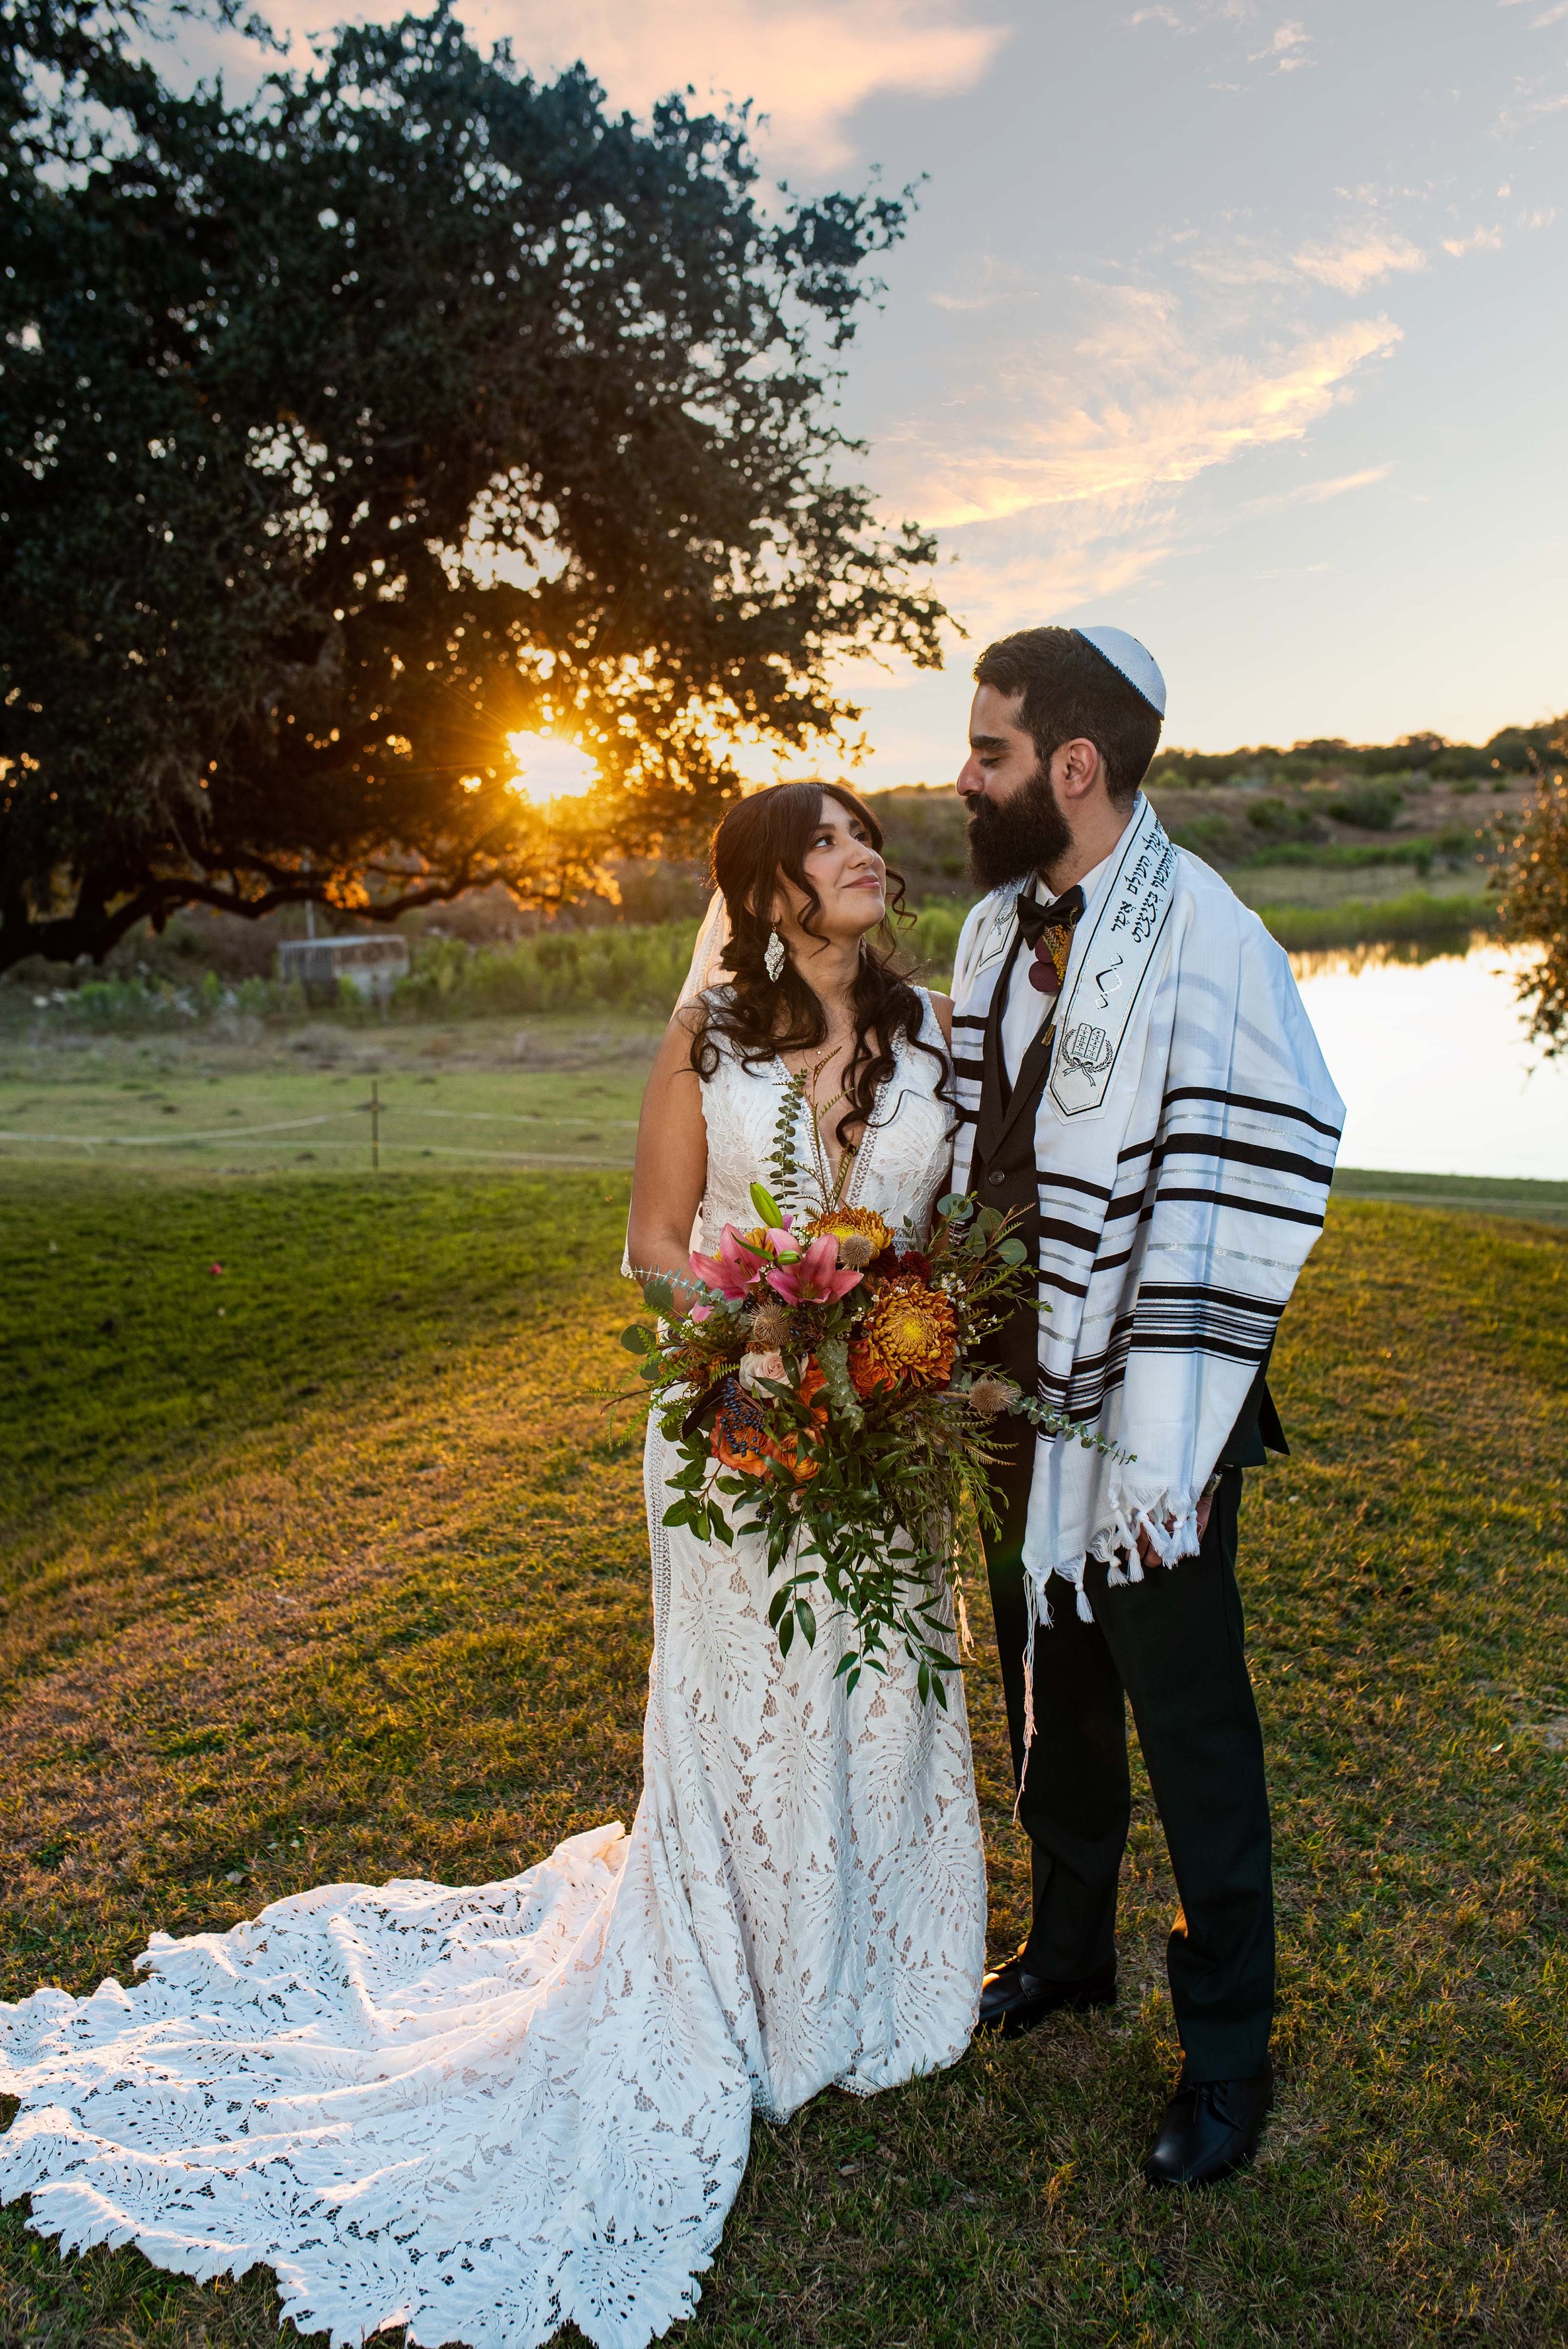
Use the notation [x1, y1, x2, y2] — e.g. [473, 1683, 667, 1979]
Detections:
[1430, 745, 1491, 780]
[899, 903, 967, 987]
[383, 906, 980, 1020]
[1169, 814, 1238, 860]
[391, 923, 702, 1020]
[1330, 782, 1404, 831]
[1260, 892, 1495, 953]
[1247, 797, 1296, 834]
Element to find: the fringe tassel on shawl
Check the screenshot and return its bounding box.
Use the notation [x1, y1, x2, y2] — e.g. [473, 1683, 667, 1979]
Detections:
[1012, 1571, 1067, 1823]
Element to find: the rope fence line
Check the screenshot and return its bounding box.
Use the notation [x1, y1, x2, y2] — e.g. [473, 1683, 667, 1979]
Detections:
[0, 1096, 641, 1167]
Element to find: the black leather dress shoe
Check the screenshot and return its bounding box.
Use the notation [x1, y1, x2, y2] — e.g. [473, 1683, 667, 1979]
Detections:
[974, 1956, 1117, 2039]
[1144, 2059, 1274, 2187]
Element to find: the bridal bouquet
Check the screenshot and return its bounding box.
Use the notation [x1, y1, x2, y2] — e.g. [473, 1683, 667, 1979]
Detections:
[621, 1101, 1110, 1704]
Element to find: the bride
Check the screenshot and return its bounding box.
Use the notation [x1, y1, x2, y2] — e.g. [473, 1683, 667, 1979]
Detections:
[0, 782, 986, 2349]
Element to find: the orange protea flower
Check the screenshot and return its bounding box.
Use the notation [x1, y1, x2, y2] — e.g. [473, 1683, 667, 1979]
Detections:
[805, 1205, 894, 1267]
[848, 1277, 958, 1397]
[711, 1360, 828, 1483]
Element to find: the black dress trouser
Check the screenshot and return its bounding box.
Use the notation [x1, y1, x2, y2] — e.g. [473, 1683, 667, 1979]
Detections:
[984, 1416, 1275, 2083]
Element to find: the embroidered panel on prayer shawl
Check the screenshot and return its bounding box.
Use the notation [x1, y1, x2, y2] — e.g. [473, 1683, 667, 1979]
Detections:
[999, 835, 1125, 1087]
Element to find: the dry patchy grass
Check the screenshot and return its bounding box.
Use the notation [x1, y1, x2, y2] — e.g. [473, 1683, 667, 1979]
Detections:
[0, 1172, 1564, 2346]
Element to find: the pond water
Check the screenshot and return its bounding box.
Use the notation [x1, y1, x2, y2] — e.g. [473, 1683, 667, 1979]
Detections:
[1291, 941, 1568, 1181]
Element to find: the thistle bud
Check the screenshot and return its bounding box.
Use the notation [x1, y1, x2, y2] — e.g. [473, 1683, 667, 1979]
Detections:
[837, 1231, 876, 1270]
[967, 1376, 1018, 1416]
[750, 1300, 791, 1348]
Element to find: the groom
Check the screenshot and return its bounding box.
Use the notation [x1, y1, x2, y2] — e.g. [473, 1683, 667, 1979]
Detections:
[948, 625, 1342, 2188]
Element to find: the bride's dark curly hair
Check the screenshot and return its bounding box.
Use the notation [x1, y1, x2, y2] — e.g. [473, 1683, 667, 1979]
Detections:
[688, 782, 949, 1153]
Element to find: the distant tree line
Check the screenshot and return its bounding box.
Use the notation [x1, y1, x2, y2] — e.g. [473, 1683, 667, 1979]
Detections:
[1150, 721, 1559, 789]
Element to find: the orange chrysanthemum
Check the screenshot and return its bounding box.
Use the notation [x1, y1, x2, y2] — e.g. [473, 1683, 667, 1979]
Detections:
[849, 1277, 958, 1398]
[711, 1360, 827, 1482]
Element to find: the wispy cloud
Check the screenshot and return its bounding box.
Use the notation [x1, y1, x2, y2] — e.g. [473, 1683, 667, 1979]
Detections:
[1128, 1, 1253, 29]
[1442, 224, 1505, 257]
[1496, 78, 1568, 130]
[1251, 19, 1313, 70]
[871, 282, 1401, 627]
[884, 290, 1400, 531]
[930, 255, 1038, 313]
[1292, 226, 1428, 293]
[1244, 464, 1393, 514]
[455, 0, 1007, 169]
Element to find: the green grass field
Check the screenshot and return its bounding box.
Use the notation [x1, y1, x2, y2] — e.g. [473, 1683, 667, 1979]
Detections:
[0, 1015, 658, 1178]
[0, 1168, 1564, 2345]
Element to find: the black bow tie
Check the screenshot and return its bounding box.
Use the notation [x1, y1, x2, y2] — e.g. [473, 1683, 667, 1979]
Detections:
[1015, 884, 1085, 946]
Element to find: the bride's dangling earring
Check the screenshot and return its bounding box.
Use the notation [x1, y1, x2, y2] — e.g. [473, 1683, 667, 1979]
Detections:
[764, 930, 786, 982]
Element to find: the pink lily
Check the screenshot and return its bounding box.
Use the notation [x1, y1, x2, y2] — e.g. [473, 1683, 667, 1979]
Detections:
[764, 1235, 863, 1307]
[689, 1223, 770, 1300]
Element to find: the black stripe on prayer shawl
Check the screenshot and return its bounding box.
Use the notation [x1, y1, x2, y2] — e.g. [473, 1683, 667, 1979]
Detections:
[1038, 1214, 1105, 1254]
[1037, 1243, 1137, 1301]
[1037, 1170, 1116, 1203]
[1134, 1283, 1284, 1338]
[1164, 1083, 1343, 1142]
[1032, 1291, 1284, 1416]
[1152, 1131, 1335, 1185]
[951, 1012, 988, 1031]
[1155, 1184, 1327, 1229]
[1130, 1330, 1273, 1364]
[1116, 1133, 1160, 1165]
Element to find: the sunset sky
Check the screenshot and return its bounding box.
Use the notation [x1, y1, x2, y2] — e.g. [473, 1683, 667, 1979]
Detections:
[185, 0, 1568, 782]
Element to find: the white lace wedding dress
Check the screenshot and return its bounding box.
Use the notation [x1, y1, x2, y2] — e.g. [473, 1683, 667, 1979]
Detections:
[0, 989, 986, 2349]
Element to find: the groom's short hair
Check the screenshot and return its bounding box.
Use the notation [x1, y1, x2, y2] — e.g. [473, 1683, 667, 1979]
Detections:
[974, 627, 1162, 806]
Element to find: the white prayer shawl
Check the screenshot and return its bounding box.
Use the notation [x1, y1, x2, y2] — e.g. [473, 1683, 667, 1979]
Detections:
[950, 793, 1344, 1628]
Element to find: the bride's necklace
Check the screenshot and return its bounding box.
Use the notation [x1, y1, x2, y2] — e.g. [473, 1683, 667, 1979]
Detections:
[805, 1049, 854, 1210]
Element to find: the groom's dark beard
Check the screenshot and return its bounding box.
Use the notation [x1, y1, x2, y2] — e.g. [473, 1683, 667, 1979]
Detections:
[965, 763, 1074, 893]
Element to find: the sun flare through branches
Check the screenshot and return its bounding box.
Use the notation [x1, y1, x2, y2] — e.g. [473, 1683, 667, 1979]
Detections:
[506, 733, 601, 809]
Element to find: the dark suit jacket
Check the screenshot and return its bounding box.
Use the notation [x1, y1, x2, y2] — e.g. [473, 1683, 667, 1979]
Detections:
[970, 923, 1287, 1470]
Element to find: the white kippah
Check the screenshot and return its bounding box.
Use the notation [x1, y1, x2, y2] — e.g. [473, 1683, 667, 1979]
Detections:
[1074, 625, 1167, 718]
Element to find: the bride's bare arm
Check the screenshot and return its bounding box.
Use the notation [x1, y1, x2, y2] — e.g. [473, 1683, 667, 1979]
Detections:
[627, 1010, 708, 1300]
[928, 991, 953, 1047]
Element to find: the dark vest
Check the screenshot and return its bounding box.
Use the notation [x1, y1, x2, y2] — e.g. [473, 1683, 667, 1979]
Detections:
[970, 925, 1285, 1468]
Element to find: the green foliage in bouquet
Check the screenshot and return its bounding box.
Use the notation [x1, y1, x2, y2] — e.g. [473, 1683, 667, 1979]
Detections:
[619, 1180, 1120, 1705]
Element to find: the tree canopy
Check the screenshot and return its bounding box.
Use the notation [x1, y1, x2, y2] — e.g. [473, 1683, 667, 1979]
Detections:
[1, 2, 946, 967]
[1495, 736, 1568, 1056]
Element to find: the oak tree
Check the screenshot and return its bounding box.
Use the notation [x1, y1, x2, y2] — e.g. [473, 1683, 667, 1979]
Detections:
[1, 3, 945, 966]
